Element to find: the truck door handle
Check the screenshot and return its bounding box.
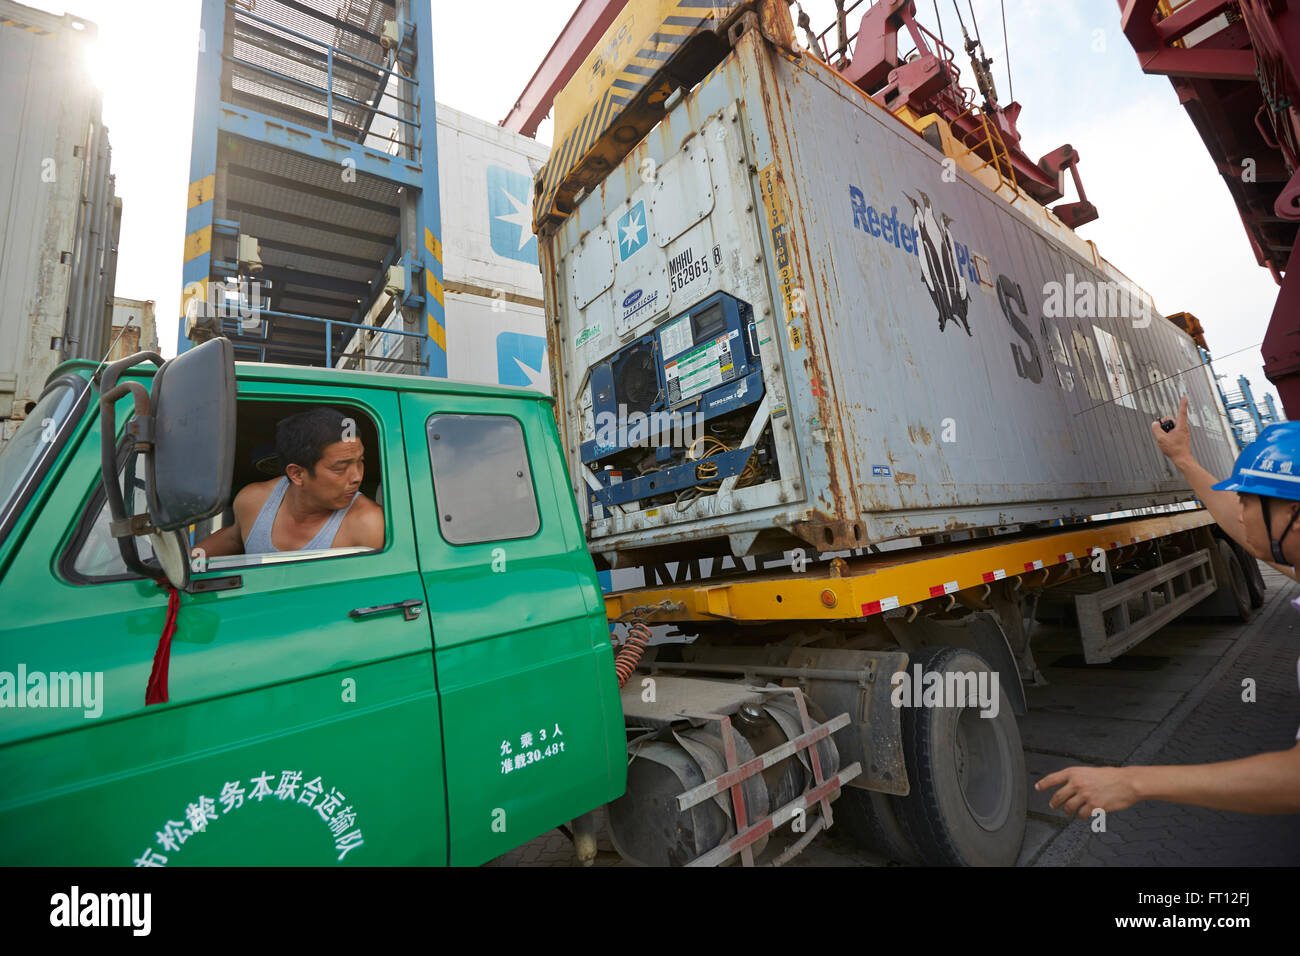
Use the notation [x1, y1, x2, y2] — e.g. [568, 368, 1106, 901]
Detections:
[349, 599, 424, 622]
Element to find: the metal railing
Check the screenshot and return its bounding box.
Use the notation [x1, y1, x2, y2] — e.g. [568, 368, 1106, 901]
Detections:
[225, 2, 418, 157]
[218, 306, 425, 370]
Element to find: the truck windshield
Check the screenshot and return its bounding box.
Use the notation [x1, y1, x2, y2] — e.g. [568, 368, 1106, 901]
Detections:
[0, 381, 81, 531]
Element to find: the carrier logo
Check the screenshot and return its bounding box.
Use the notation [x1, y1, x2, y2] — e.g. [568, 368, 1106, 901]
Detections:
[618, 201, 648, 260]
[621, 286, 659, 322]
[487, 166, 539, 265]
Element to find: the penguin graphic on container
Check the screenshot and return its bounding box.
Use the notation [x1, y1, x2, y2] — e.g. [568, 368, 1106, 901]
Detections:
[907, 191, 971, 336]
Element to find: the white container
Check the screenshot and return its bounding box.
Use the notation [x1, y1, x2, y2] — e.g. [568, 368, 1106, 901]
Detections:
[0, 1, 119, 441]
[339, 103, 549, 389]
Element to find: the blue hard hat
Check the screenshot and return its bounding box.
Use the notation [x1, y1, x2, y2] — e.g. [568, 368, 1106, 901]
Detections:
[1212, 422, 1300, 501]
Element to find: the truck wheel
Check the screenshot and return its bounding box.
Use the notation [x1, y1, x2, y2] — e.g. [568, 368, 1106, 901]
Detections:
[837, 785, 920, 864]
[1216, 539, 1252, 621]
[890, 645, 1026, 866]
[1232, 540, 1266, 609]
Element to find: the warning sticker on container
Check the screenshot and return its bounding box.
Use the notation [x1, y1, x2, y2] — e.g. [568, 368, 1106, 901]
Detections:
[759, 163, 803, 351]
[659, 313, 694, 359]
[665, 332, 737, 405]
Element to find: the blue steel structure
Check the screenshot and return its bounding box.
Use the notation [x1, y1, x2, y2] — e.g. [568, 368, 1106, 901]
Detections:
[1215, 371, 1285, 451]
[180, 0, 446, 375]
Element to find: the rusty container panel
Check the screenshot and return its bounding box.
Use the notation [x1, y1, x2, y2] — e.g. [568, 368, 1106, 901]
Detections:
[540, 30, 1236, 567]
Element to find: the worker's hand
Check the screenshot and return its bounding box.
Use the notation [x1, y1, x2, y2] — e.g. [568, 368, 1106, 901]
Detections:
[1035, 766, 1141, 819]
[1151, 395, 1191, 464]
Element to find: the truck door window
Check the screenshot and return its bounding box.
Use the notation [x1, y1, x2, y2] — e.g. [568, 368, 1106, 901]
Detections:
[63, 400, 386, 581]
[427, 414, 540, 544]
[63, 444, 158, 583]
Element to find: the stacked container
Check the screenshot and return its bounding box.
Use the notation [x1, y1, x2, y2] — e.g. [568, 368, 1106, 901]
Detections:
[339, 103, 550, 391]
[0, 0, 120, 441]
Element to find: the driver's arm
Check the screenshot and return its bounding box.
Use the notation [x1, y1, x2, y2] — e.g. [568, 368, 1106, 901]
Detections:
[193, 487, 250, 558]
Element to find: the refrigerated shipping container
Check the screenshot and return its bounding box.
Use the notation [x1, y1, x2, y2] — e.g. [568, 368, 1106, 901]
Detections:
[537, 23, 1237, 567]
[0, 0, 120, 442]
[338, 103, 549, 388]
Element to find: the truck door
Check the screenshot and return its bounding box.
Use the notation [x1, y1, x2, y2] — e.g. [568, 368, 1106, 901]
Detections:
[399, 392, 624, 865]
[0, 382, 448, 866]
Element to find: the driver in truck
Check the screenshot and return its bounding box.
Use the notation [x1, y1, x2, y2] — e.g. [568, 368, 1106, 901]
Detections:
[195, 406, 385, 557]
[1036, 405, 1300, 820]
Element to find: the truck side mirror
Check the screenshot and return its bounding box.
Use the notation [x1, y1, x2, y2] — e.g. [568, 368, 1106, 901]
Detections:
[146, 337, 236, 532]
[98, 338, 236, 591]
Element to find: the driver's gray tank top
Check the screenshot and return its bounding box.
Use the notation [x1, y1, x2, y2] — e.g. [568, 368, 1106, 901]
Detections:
[244, 477, 356, 553]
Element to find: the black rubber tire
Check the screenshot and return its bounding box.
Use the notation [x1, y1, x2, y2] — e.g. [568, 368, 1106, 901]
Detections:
[1216, 538, 1252, 621]
[889, 645, 1027, 866]
[1233, 540, 1266, 609]
[837, 785, 921, 864]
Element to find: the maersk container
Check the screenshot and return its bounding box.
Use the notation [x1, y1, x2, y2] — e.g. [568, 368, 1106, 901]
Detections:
[339, 103, 548, 388]
[538, 26, 1236, 567]
[0, 0, 120, 441]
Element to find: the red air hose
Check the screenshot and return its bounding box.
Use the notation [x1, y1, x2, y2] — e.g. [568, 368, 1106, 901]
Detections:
[145, 584, 180, 705]
[612, 618, 652, 688]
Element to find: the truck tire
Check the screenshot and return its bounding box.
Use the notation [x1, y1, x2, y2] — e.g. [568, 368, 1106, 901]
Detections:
[1233, 540, 1266, 609]
[837, 785, 920, 864]
[890, 645, 1026, 866]
[1216, 538, 1252, 621]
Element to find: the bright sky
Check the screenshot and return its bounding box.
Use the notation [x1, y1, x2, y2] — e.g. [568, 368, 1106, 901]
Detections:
[22, 0, 1284, 409]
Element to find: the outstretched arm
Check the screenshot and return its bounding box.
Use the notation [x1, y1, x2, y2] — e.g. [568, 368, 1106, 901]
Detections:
[1153, 397, 1247, 545]
[1036, 743, 1300, 818]
[1152, 396, 1296, 578]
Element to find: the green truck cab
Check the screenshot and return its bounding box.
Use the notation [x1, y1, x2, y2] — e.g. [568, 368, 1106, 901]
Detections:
[0, 341, 625, 866]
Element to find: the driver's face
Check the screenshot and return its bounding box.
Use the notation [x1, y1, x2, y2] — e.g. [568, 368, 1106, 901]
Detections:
[302, 439, 365, 510]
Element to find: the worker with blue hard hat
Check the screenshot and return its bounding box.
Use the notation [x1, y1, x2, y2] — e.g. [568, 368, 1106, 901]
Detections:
[1037, 396, 1300, 823]
[1208, 418, 1300, 571]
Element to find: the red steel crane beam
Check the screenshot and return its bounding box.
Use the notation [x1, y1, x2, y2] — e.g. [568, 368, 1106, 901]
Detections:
[1118, 0, 1300, 418]
[500, 0, 627, 138]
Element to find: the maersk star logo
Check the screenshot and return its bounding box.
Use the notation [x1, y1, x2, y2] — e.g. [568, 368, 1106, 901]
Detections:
[618, 200, 648, 260]
[487, 166, 539, 265]
[496, 332, 549, 392]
